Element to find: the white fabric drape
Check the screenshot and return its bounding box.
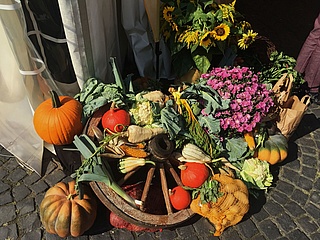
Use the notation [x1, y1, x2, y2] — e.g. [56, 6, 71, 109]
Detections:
[58, 0, 124, 88]
[0, 0, 61, 175]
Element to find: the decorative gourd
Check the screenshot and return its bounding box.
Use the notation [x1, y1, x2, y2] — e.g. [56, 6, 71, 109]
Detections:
[169, 186, 191, 210]
[101, 102, 130, 133]
[40, 180, 97, 238]
[33, 90, 83, 145]
[257, 133, 288, 165]
[179, 162, 209, 188]
[190, 174, 249, 236]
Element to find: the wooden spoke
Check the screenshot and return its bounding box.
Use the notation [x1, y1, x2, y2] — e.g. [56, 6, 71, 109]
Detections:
[139, 166, 156, 211]
[164, 161, 183, 186]
[159, 163, 173, 214]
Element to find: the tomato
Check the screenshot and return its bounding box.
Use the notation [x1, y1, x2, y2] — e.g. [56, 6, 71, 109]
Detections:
[169, 186, 191, 210]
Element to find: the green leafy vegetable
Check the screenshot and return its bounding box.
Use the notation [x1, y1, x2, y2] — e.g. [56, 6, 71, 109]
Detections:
[192, 178, 224, 204]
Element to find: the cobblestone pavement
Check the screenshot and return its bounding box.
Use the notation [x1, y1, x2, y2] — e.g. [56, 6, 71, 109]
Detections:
[0, 103, 319, 240]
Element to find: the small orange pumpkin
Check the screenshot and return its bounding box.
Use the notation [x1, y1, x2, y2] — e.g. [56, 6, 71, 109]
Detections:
[33, 90, 83, 145]
[40, 180, 97, 238]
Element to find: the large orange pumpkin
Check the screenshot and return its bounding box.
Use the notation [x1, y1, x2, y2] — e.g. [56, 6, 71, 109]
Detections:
[40, 180, 97, 238]
[33, 90, 83, 145]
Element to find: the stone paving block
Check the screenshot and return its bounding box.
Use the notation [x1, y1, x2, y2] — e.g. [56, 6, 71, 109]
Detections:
[235, 218, 259, 239]
[12, 183, 31, 202]
[247, 234, 267, 240]
[263, 201, 285, 216]
[275, 212, 297, 232]
[18, 212, 41, 234]
[252, 207, 269, 222]
[0, 167, 8, 179]
[283, 157, 301, 172]
[0, 190, 13, 206]
[2, 158, 20, 172]
[0, 181, 10, 194]
[219, 228, 242, 240]
[271, 190, 290, 205]
[301, 165, 317, 180]
[155, 228, 178, 240]
[300, 145, 317, 157]
[44, 169, 68, 186]
[133, 231, 157, 240]
[296, 215, 319, 235]
[35, 192, 45, 209]
[284, 201, 306, 218]
[6, 167, 28, 183]
[0, 204, 16, 226]
[282, 168, 300, 185]
[175, 223, 197, 239]
[304, 203, 320, 222]
[21, 229, 41, 240]
[0, 224, 18, 240]
[23, 171, 41, 186]
[290, 188, 308, 206]
[297, 176, 314, 191]
[275, 180, 295, 196]
[301, 154, 318, 168]
[109, 228, 135, 240]
[309, 190, 320, 206]
[258, 219, 282, 239]
[30, 179, 49, 194]
[16, 197, 35, 215]
[286, 229, 309, 240]
[310, 232, 320, 240]
[192, 216, 216, 237]
[89, 232, 113, 240]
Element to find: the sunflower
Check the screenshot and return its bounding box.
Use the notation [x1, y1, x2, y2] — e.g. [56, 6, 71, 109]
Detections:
[163, 6, 174, 22]
[200, 31, 214, 47]
[212, 24, 230, 41]
[178, 29, 200, 48]
[238, 30, 258, 49]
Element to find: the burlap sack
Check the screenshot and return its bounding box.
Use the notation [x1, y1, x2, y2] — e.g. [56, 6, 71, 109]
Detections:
[276, 95, 311, 138]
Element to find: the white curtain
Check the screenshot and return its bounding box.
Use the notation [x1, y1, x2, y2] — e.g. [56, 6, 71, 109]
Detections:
[0, 0, 61, 175]
[0, 0, 166, 175]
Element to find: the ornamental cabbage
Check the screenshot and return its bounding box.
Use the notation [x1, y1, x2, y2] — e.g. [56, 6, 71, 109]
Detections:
[239, 158, 273, 190]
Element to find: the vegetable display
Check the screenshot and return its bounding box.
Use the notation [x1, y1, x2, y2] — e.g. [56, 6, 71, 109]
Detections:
[39, 180, 97, 238]
[52, 51, 305, 236]
[33, 90, 83, 145]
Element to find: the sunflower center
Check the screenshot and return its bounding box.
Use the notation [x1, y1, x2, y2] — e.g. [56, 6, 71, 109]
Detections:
[216, 28, 225, 36]
[244, 37, 253, 44]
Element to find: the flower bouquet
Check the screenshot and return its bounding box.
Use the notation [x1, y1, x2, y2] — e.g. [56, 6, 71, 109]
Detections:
[160, 0, 258, 77]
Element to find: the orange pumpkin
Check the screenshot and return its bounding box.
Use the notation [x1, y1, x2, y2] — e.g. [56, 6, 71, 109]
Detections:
[40, 180, 97, 238]
[33, 90, 83, 145]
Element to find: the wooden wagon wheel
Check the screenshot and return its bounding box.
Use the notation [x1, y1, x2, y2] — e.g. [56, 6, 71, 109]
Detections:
[83, 104, 195, 229]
